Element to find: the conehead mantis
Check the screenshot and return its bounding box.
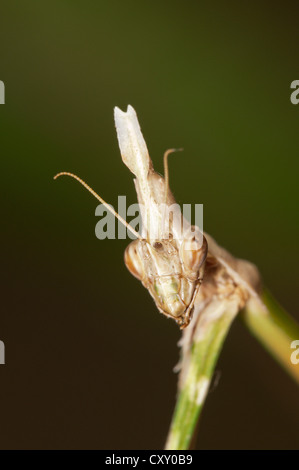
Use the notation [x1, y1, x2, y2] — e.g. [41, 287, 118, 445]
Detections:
[55, 105, 261, 330]
[54, 106, 299, 451]
[55, 105, 209, 328]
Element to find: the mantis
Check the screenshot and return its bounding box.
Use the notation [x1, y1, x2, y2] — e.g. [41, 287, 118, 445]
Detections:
[56, 106, 208, 328]
[55, 105, 262, 329]
[55, 106, 299, 449]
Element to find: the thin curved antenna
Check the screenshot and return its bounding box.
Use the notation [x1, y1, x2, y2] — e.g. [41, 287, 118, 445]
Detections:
[163, 148, 183, 206]
[54, 172, 142, 240]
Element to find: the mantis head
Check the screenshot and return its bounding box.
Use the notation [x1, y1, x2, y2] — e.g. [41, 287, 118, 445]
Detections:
[125, 230, 207, 328]
[54, 105, 208, 329]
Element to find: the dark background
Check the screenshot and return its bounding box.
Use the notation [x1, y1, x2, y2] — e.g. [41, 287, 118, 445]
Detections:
[0, 0, 298, 449]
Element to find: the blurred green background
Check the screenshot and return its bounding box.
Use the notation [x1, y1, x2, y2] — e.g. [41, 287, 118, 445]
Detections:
[0, 0, 298, 449]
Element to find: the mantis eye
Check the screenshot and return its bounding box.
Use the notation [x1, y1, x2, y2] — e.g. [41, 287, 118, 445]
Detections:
[124, 240, 144, 281]
[181, 230, 208, 274]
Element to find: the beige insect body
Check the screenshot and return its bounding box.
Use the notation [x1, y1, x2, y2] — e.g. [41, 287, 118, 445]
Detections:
[55, 105, 261, 331]
[114, 105, 208, 328]
[55, 105, 208, 328]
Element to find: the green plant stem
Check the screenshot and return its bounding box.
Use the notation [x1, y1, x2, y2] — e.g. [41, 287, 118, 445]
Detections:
[165, 289, 299, 450]
[165, 299, 239, 450]
[242, 288, 299, 384]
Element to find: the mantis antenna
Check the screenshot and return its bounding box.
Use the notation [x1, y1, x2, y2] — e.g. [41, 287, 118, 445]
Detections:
[54, 172, 142, 240]
[163, 148, 183, 206]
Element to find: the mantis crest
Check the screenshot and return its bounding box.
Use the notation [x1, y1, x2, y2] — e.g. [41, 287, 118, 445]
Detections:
[55, 105, 261, 331]
[115, 106, 207, 328]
